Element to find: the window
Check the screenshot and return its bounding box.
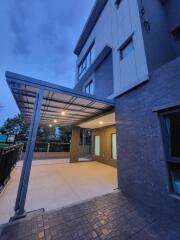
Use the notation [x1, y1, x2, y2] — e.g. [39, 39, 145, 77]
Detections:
[161, 109, 180, 196]
[111, 133, 117, 160]
[94, 135, 100, 156]
[84, 80, 94, 95]
[172, 26, 180, 41]
[78, 43, 95, 80]
[120, 38, 134, 60]
[115, 0, 122, 8]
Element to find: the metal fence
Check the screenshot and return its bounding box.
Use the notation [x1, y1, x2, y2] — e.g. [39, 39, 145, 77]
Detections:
[0, 144, 23, 190]
[22, 142, 70, 152]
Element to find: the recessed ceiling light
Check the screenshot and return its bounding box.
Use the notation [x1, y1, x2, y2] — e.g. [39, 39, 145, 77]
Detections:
[49, 124, 52, 127]
[99, 121, 103, 125]
[53, 119, 57, 123]
[61, 111, 66, 116]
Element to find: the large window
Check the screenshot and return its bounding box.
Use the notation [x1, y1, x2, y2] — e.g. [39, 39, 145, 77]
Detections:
[78, 43, 95, 80]
[161, 109, 180, 196]
[111, 133, 117, 160]
[94, 135, 100, 156]
[120, 38, 134, 60]
[84, 80, 94, 95]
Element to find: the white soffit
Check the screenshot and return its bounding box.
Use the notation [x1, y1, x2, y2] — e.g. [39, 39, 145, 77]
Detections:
[78, 112, 115, 129]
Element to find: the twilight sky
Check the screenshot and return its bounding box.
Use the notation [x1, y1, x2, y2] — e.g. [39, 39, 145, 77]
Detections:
[0, 0, 95, 126]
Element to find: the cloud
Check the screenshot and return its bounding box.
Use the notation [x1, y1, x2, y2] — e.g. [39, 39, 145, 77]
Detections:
[7, 0, 95, 85]
[9, 0, 31, 55]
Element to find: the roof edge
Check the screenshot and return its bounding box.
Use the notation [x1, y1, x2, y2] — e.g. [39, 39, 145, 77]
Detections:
[74, 0, 108, 55]
[6, 71, 114, 106]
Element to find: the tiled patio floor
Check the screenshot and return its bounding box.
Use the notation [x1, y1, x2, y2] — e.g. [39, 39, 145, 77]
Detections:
[0, 191, 180, 240]
[0, 160, 117, 224]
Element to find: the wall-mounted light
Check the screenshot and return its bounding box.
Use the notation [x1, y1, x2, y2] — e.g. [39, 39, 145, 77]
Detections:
[49, 124, 52, 127]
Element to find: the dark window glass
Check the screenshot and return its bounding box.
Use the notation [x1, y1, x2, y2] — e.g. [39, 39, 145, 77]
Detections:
[172, 26, 180, 41]
[78, 43, 95, 80]
[85, 80, 93, 95]
[115, 0, 122, 8]
[162, 110, 180, 196]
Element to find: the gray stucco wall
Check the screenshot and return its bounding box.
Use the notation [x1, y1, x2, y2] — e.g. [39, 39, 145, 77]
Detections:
[74, 53, 113, 99]
[138, 0, 175, 73]
[115, 56, 180, 219]
[94, 52, 113, 98]
[163, 0, 180, 57]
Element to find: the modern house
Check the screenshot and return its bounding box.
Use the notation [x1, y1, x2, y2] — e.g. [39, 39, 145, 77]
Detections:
[6, 0, 180, 219]
[72, 0, 180, 219]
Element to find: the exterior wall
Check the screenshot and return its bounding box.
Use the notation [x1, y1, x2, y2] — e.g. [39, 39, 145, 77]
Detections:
[137, 0, 175, 73]
[92, 125, 117, 168]
[74, 0, 148, 98]
[115, 56, 180, 218]
[162, 0, 180, 57]
[70, 126, 80, 163]
[75, 52, 114, 99]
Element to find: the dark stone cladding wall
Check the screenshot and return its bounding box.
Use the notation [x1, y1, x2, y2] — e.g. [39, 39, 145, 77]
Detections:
[115, 56, 180, 219]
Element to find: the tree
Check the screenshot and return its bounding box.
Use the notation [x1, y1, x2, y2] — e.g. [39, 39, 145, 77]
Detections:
[59, 127, 72, 143]
[37, 125, 56, 141]
[0, 114, 29, 140]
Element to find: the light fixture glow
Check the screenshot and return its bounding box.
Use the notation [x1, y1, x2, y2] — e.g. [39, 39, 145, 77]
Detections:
[99, 121, 103, 125]
[49, 124, 52, 127]
[53, 119, 57, 123]
[61, 111, 66, 116]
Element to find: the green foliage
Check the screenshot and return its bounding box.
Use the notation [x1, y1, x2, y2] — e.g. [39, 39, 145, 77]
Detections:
[0, 113, 72, 143]
[0, 114, 29, 140]
[59, 127, 72, 143]
[37, 125, 56, 141]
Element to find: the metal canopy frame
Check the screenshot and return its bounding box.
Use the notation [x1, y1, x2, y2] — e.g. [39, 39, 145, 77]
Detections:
[6, 71, 114, 216]
[6, 71, 114, 127]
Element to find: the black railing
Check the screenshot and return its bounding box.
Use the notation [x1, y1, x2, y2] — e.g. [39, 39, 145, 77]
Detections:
[23, 142, 70, 152]
[0, 144, 23, 190]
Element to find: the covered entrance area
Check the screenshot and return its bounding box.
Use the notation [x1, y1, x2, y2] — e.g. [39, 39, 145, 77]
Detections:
[4, 71, 117, 221]
[0, 159, 117, 224]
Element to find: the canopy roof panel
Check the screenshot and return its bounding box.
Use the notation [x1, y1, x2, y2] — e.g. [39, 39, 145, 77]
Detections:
[6, 71, 114, 127]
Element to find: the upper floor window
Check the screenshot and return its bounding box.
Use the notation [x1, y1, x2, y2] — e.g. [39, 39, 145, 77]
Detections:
[84, 80, 94, 95]
[172, 26, 180, 41]
[78, 43, 95, 80]
[120, 38, 134, 60]
[115, 0, 122, 8]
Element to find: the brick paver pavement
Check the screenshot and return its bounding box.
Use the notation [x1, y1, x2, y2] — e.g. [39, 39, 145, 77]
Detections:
[0, 191, 180, 240]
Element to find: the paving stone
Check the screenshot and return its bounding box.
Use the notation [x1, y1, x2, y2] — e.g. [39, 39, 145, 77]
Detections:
[0, 191, 179, 240]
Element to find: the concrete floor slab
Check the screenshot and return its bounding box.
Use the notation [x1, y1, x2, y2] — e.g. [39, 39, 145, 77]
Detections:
[0, 159, 117, 224]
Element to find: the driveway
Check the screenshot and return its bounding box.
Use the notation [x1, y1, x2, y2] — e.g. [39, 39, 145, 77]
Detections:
[0, 159, 117, 224]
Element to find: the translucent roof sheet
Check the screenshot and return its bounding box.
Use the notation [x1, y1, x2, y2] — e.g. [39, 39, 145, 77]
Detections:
[6, 72, 114, 127]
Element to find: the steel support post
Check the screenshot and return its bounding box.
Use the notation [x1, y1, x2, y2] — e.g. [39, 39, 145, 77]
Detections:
[14, 90, 44, 216]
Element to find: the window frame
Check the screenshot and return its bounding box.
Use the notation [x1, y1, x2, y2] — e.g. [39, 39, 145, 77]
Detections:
[78, 42, 95, 81]
[94, 135, 100, 156]
[111, 133, 117, 160]
[84, 80, 94, 95]
[159, 107, 180, 196]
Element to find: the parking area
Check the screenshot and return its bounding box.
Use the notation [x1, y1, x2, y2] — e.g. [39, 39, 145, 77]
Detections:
[0, 159, 117, 224]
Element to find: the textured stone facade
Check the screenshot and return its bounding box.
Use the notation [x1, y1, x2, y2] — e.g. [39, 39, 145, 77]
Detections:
[115, 56, 180, 219]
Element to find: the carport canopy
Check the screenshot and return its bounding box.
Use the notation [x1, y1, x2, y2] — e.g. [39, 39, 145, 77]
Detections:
[6, 71, 114, 218]
[6, 71, 114, 127]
